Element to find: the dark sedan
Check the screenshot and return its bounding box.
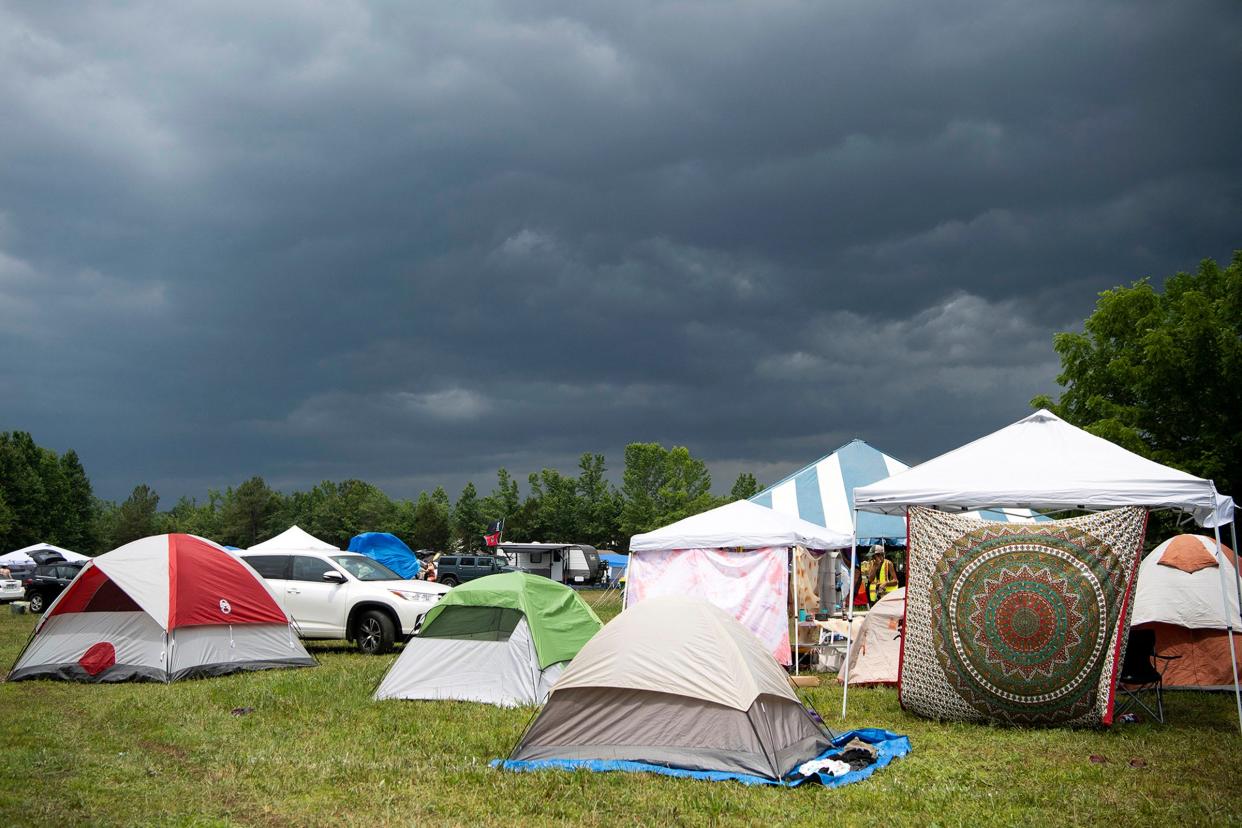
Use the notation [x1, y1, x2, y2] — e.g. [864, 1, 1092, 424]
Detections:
[24, 561, 86, 613]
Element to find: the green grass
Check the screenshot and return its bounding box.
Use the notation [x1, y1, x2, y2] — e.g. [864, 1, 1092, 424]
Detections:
[1, 590, 1239, 827]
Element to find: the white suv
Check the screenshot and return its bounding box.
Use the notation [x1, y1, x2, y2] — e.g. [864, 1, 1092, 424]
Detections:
[241, 551, 449, 654]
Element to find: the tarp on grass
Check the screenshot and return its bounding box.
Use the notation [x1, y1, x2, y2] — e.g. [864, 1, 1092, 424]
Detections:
[495, 728, 911, 788]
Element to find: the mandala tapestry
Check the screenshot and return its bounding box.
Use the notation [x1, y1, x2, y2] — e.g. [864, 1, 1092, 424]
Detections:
[899, 506, 1147, 727]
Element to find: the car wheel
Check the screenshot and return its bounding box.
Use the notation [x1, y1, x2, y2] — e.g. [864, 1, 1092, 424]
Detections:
[356, 610, 395, 655]
[439, 575, 459, 587]
[28, 593, 45, 613]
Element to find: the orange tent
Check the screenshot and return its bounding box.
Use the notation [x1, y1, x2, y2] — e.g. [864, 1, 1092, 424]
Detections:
[1131, 535, 1242, 690]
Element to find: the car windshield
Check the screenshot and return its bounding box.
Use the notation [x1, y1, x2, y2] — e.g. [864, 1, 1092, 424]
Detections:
[331, 555, 402, 582]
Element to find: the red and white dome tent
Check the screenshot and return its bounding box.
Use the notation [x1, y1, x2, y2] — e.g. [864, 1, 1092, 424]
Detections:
[850, 410, 1239, 731]
[7, 534, 316, 682]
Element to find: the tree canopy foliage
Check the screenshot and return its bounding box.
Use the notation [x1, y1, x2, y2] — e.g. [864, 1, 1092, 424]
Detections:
[1033, 252, 1241, 498]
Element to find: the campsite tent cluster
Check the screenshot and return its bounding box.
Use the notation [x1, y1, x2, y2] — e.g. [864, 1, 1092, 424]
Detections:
[3, 407, 1240, 785]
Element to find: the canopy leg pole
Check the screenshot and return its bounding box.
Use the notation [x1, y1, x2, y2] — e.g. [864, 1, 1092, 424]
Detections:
[1211, 505, 1242, 734]
[1231, 519, 1241, 643]
[841, 510, 858, 720]
[793, 546, 799, 676]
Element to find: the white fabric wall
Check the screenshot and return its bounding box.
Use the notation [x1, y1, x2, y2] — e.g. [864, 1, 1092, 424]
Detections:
[14, 611, 166, 674]
[169, 623, 310, 676]
[374, 617, 560, 707]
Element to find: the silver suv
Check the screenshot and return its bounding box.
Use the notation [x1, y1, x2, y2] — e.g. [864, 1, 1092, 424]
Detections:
[241, 551, 449, 654]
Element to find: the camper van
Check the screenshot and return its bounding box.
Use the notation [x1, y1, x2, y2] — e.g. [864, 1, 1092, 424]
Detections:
[496, 543, 604, 586]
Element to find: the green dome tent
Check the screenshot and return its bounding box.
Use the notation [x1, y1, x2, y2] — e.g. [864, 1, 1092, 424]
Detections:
[374, 572, 601, 706]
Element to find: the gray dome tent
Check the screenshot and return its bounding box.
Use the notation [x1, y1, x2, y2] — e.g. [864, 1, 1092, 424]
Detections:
[500, 597, 834, 781]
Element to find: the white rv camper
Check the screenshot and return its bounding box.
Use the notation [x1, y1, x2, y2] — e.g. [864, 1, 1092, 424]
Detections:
[496, 543, 604, 585]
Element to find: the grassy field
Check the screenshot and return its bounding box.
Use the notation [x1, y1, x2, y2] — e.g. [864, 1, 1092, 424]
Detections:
[1, 590, 1239, 827]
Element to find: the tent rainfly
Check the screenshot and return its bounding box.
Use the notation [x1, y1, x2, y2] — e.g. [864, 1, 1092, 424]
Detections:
[626, 499, 852, 666]
[374, 572, 602, 706]
[751, 438, 1047, 545]
[1131, 536, 1242, 690]
[8, 534, 316, 682]
[850, 408, 1240, 730]
[499, 597, 827, 781]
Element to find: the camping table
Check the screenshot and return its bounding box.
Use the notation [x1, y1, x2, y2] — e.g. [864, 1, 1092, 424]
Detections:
[795, 617, 864, 672]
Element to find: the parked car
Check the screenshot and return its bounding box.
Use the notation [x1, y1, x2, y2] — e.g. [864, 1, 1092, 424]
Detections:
[240, 551, 449, 654]
[434, 554, 512, 587]
[24, 560, 87, 613]
[0, 573, 24, 604]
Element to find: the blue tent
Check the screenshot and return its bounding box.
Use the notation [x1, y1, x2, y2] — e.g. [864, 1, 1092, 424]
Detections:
[751, 439, 1046, 547]
[348, 532, 421, 579]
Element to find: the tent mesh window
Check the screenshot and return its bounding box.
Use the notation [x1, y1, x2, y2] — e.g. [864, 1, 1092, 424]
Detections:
[418, 606, 523, 642]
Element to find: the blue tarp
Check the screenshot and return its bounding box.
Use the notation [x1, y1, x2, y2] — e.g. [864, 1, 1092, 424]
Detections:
[494, 728, 909, 788]
[347, 532, 421, 579]
[598, 553, 629, 571]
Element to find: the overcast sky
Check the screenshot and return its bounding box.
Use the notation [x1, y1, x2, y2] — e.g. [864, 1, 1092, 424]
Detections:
[2, 0, 1239, 505]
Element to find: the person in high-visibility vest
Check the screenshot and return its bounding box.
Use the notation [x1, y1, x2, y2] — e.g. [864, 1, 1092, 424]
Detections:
[864, 544, 898, 604]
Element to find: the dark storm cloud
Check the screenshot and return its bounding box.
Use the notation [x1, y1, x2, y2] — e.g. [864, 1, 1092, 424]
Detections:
[1, 0, 1239, 505]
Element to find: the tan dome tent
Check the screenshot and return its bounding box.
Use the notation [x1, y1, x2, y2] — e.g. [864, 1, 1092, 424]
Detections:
[840, 588, 905, 687]
[498, 597, 913, 786]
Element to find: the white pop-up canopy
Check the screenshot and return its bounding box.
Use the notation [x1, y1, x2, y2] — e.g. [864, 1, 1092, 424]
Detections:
[849, 408, 1239, 730]
[247, 525, 339, 553]
[1, 543, 89, 566]
[853, 410, 1231, 526]
[629, 499, 852, 552]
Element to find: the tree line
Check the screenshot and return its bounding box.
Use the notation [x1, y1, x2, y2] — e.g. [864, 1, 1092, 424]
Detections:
[0, 436, 763, 556]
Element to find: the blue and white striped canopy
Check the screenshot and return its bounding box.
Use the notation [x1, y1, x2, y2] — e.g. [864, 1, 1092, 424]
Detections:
[751, 439, 1044, 545]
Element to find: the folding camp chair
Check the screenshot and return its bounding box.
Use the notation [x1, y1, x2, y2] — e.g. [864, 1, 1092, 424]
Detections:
[1115, 628, 1180, 723]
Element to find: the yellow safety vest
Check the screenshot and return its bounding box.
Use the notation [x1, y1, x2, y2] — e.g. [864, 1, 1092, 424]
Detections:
[868, 559, 896, 603]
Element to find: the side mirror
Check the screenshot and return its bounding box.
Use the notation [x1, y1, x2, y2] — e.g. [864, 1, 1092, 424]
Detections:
[322, 570, 347, 584]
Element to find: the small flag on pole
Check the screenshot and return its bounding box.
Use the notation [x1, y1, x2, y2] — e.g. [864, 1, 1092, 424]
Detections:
[484, 518, 504, 547]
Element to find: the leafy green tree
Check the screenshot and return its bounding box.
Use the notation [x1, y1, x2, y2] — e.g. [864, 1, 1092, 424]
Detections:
[620, 443, 718, 541]
[576, 453, 620, 548]
[220, 477, 281, 547]
[57, 450, 99, 552]
[111, 484, 161, 547]
[0, 431, 51, 549]
[410, 491, 452, 551]
[619, 443, 666, 540]
[482, 468, 521, 536]
[729, 472, 762, 501]
[526, 468, 580, 542]
[0, 490, 14, 542]
[166, 492, 224, 541]
[453, 482, 483, 551]
[1033, 252, 1242, 499]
